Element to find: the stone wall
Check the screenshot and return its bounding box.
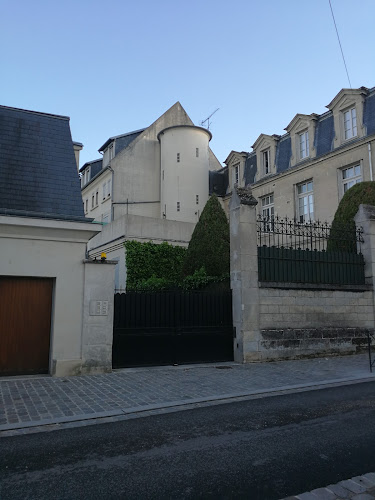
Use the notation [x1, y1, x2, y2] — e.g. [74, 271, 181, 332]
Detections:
[230, 189, 375, 363]
[259, 287, 373, 330]
[259, 327, 371, 360]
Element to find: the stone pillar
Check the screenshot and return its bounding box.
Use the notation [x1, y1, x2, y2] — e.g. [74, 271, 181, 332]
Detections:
[81, 259, 116, 374]
[230, 187, 261, 362]
[355, 204, 375, 287]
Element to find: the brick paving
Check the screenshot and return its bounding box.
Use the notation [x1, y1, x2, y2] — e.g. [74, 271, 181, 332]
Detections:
[0, 353, 374, 436]
[281, 472, 375, 499]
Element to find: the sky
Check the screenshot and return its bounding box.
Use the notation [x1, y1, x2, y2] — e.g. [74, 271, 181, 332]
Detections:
[1, 0, 375, 168]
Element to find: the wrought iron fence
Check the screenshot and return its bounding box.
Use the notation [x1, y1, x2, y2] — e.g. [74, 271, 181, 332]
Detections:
[257, 215, 363, 252]
[257, 215, 365, 285]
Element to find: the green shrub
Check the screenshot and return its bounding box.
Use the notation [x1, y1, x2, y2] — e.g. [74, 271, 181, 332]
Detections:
[328, 181, 375, 251]
[182, 194, 230, 277]
[125, 240, 186, 290]
[131, 275, 175, 291]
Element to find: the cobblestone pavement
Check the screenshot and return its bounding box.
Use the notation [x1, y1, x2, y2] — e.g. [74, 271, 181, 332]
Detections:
[0, 353, 374, 436]
[281, 472, 375, 499]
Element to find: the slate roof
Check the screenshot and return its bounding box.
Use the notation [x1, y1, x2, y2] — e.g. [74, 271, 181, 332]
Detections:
[88, 159, 103, 178]
[209, 169, 228, 197]
[79, 158, 103, 174]
[314, 114, 334, 157]
[98, 129, 145, 153]
[275, 136, 292, 174]
[364, 91, 375, 136]
[219, 86, 375, 196]
[0, 105, 87, 222]
[244, 153, 257, 185]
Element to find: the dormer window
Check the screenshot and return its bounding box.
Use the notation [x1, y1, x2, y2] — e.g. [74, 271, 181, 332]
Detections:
[84, 167, 90, 185]
[299, 131, 309, 160]
[343, 107, 357, 140]
[233, 163, 240, 186]
[262, 150, 270, 175]
[326, 87, 367, 147]
[109, 143, 114, 160]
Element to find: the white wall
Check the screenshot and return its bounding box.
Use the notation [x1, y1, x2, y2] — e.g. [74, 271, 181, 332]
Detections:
[87, 213, 195, 290]
[159, 126, 211, 223]
[0, 216, 104, 376]
[82, 168, 112, 223]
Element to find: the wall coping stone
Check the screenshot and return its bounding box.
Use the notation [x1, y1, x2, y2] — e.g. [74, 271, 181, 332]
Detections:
[259, 281, 372, 292]
[83, 259, 118, 265]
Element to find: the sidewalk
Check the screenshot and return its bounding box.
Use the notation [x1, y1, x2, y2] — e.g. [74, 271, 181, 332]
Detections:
[1, 353, 374, 437]
[282, 472, 375, 499]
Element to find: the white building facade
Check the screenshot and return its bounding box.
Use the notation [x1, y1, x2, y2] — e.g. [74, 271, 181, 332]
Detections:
[80, 102, 222, 290]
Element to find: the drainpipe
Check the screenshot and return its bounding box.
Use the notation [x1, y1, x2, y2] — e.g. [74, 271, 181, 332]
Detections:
[369, 142, 373, 181]
[108, 165, 115, 221]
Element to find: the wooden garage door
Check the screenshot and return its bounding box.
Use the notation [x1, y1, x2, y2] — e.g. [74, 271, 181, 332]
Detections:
[0, 277, 53, 376]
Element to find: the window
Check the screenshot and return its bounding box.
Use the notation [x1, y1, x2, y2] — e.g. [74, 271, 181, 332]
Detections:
[107, 179, 111, 197]
[262, 150, 270, 175]
[297, 181, 314, 222]
[109, 144, 114, 160]
[261, 194, 274, 218]
[343, 107, 357, 140]
[85, 199, 88, 213]
[83, 167, 90, 186]
[299, 131, 309, 160]
[342, 164, 361, 194]
[196, 195, 199, 205]
[260, 194, 274, 232]
[196, 148, 199, 158]
[96, 191, 98, 205]
[102, 183, 106, 200]
[177, 202, 180, 212]
[233, 163, 240, 186]
[91, 195, 94, 208]
[177, 153, 180, 163]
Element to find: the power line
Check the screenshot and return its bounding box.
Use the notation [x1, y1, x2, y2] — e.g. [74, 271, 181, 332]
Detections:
[328, 0, 352, 88]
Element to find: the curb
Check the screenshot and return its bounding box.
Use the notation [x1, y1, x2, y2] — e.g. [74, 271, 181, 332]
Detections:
[1, 374, 374, 436]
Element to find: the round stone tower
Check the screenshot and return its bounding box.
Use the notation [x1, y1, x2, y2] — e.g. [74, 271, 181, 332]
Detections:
[158, 125, 212, 223]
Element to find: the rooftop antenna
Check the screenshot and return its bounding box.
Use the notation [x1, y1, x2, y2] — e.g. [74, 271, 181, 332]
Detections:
[200, 108, 219, 130]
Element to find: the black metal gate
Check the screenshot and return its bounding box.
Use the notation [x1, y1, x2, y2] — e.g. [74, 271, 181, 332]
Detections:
[112, 290, 234, 368]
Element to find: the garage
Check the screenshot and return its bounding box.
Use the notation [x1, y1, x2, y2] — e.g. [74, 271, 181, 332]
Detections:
[0, 277, 53, 376]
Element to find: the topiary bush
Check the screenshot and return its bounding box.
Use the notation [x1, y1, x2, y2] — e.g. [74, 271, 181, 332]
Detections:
[328, 181, 375, 251]
[182, 194, 230, 278]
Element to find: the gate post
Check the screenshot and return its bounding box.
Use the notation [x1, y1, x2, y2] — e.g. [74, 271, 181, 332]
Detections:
[230, 187, 261, 362]
[81, 259, 117, 374]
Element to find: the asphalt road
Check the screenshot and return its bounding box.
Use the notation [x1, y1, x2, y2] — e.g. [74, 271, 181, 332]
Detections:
[1, 381, 375, 500]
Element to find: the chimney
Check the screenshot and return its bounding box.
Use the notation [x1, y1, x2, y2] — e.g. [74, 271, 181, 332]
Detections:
[73, 141, 83, 171]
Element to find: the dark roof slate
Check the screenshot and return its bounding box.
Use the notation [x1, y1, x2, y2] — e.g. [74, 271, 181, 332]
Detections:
[364, 91, 375, 136]
[89, 159, 103, 179]
[244, 154, 257, 185]
[0, 105, 86, 221]
[314, 115, 334, 157]
[115, 130, 143, 155]
[99, 128, 144, 152]
[275, 137, 292, 174]
[209, 169, 228, 197]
